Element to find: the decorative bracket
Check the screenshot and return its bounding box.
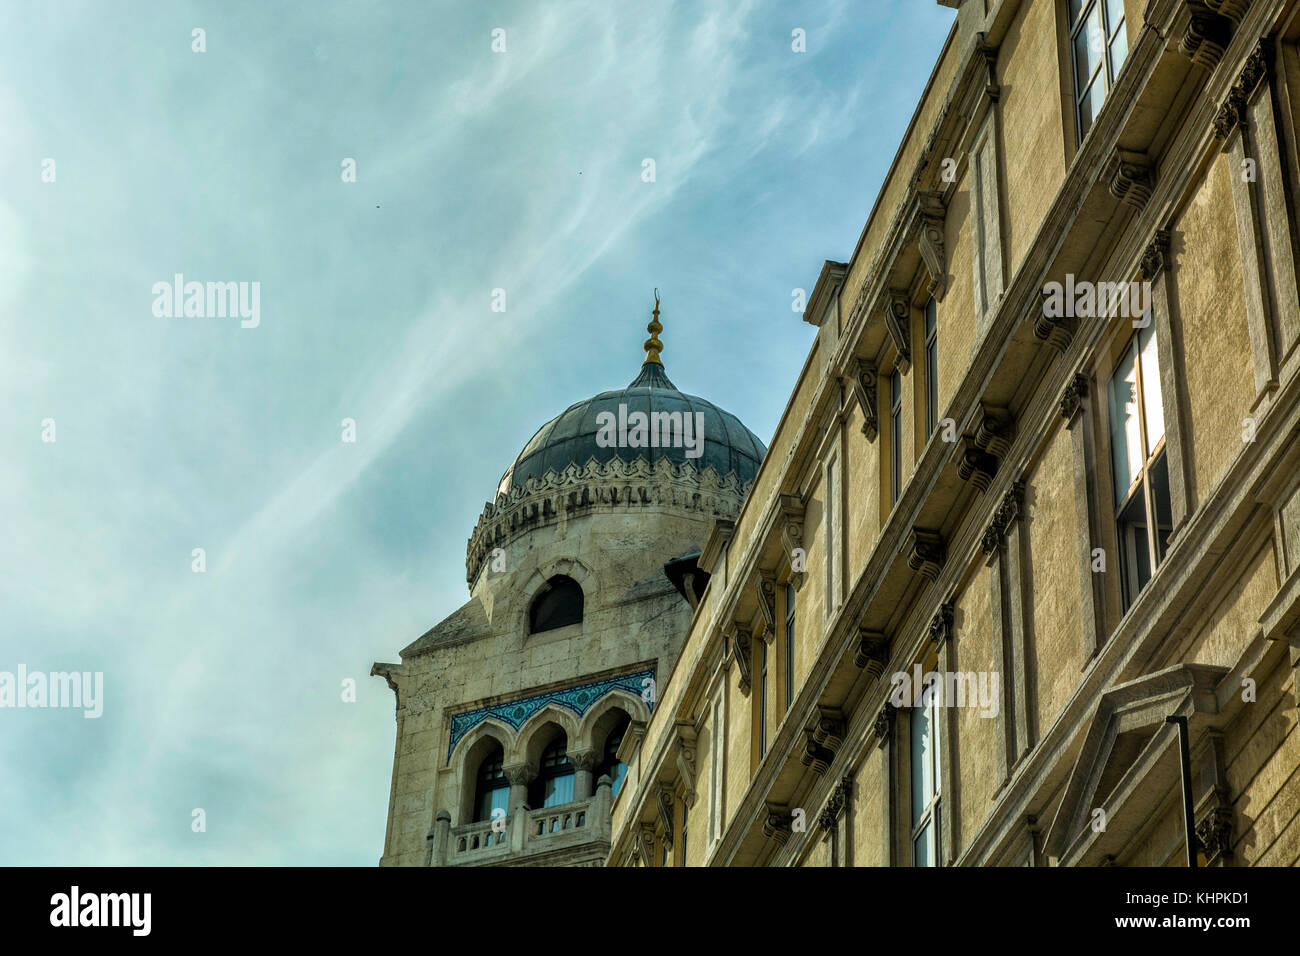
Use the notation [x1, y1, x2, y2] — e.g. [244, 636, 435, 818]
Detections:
[882, 290, 912, 373]
[928, 603, 955, 647]
[1107, 148, 1154, 210]
[957, 435, 999, 492]
[907, 528, 946, 581]
[800, 732, 835, 776]
[816, 776, 853, 832]
[656, 784, 675, 848]
[1178, 4, 1232, 71]
[844, 358, 879, 442]
[729, 623, 754, 694]
[779, 494, 807, 590]
[635, 822, 655, 867]
[1059, 373, 1089, 424]
[1213, 39, 1273, 141]
[873, 702, 897, 749]
[911, 189, 949, 301]
[763, 804, 792, 845]
[855, 628, 890, 678]
[1140, 229, 1172, 281]
[674, 722, 698, 809]
[980, 478, 1026, 555]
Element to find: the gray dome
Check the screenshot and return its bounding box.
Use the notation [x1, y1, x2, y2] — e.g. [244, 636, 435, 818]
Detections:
[498, 361, 766, 496]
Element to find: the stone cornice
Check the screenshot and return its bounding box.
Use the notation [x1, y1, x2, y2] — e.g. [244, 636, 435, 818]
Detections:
[466, 455, 750, 585]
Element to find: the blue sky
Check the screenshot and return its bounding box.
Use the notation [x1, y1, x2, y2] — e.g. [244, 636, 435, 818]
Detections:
[0, 0, 952, 864]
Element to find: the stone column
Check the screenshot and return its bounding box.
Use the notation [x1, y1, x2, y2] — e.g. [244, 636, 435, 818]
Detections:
[592, 774, 613, 843]
[1142, 230, 1196, 535]
[1061, 375, 1107, 661]
[930, 606, 959, 867]
[1216, 43, 1292, 399]
[504, 763, 535, 853]
[570, 750, 599, 802]
[874, 703, 897, 867]
[504, 763, 536, 814]
[983, 478, 1029, 776]
[428, 810, 451, 867]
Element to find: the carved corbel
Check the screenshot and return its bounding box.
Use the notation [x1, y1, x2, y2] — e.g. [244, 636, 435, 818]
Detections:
[981, 478, 1025, 555]
[816, 776, 852, 832]
[1213, 87, 1247, 139]
[800, 732, 835, 775]
[656, 784, 675, 848]
[1178, 5, 1231, 71]
[928, 603, 955, 647]
[873, 702, 897, 749]
[755, 571, 776, 643]
[1213, 39, 1273, 141]
[1033, 308, 1073, 353]
[635, 822, 656, 866]
[882, 290, 912, 373]
[812, 707, 845, 752]
[779, 494, 807, 589]
[1107, 148, 1154, 210]
[973, 404, 1012, 458]
[763, 805, 792, 845]
[957, 435, 999, 492]
[674, 723, 698, 808]
[1203, 0, 1249, 21]
[1140, 229, 1172, 281]
[1059, 373, 1089, 424]
[729, 623, 754, 693]
[911, 189, 949, 300]
[844, 357, 879, 441]
[855, 628, 890, 679]
[907, 528, 946, 581]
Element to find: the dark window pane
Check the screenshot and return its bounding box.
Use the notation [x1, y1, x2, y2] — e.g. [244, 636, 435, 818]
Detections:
[529, 575, 583, 633]
[1110, 22, 1128, 78]
[1150, 451, 1172, 562]
[1074, 7, 1103, 95]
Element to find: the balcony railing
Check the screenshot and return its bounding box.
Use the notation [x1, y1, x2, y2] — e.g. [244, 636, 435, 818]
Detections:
[436, 784, 613, 866]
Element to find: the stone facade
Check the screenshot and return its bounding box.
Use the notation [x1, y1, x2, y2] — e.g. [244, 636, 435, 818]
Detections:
[373, 351, 764, 866]
[605, 0, 1300, 868]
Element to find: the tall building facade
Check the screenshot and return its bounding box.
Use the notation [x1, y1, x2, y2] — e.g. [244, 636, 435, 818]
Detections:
[377, 0, 1300, 867]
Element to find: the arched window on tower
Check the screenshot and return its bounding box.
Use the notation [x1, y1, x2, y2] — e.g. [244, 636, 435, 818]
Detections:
[529, 734, 575, 808]
[529, 575, 584, 634]
[472, 744, 509, 824]
[595, 714, 631, 798]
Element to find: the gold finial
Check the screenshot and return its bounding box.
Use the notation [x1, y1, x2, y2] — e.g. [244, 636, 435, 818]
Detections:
[643, 288, 664, 365]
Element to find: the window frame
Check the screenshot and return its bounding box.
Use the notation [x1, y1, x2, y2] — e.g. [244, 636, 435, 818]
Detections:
[1069, 0, 1128, 142]
[909, 691, 942, 868]
[890, 369, 903, 505]
[1107, 327, 1172, 610]
[924, 297, 939, 436]
[784, 582, 795, 712]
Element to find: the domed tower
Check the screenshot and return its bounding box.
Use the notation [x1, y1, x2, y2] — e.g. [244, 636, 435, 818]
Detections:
[372, 297, 765, 867]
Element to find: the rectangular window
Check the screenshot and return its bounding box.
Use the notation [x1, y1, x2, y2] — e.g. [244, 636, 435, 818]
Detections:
[1070, 0, 1128, 140]
[1107, 326, 1172, 610]
[784, 582, 795, 711]
[910, 692, 942, 867]
[824, 455, 840, 616]
[925, 297, 939, 435]
[971, 116, 1003, 327]
[759, 638, 768, 759]
[708, 694, 724, 845]
[890, 370, 903, 505]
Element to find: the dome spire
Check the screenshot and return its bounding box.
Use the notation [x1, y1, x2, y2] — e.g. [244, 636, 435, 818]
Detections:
[643, 289, 664, 366]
